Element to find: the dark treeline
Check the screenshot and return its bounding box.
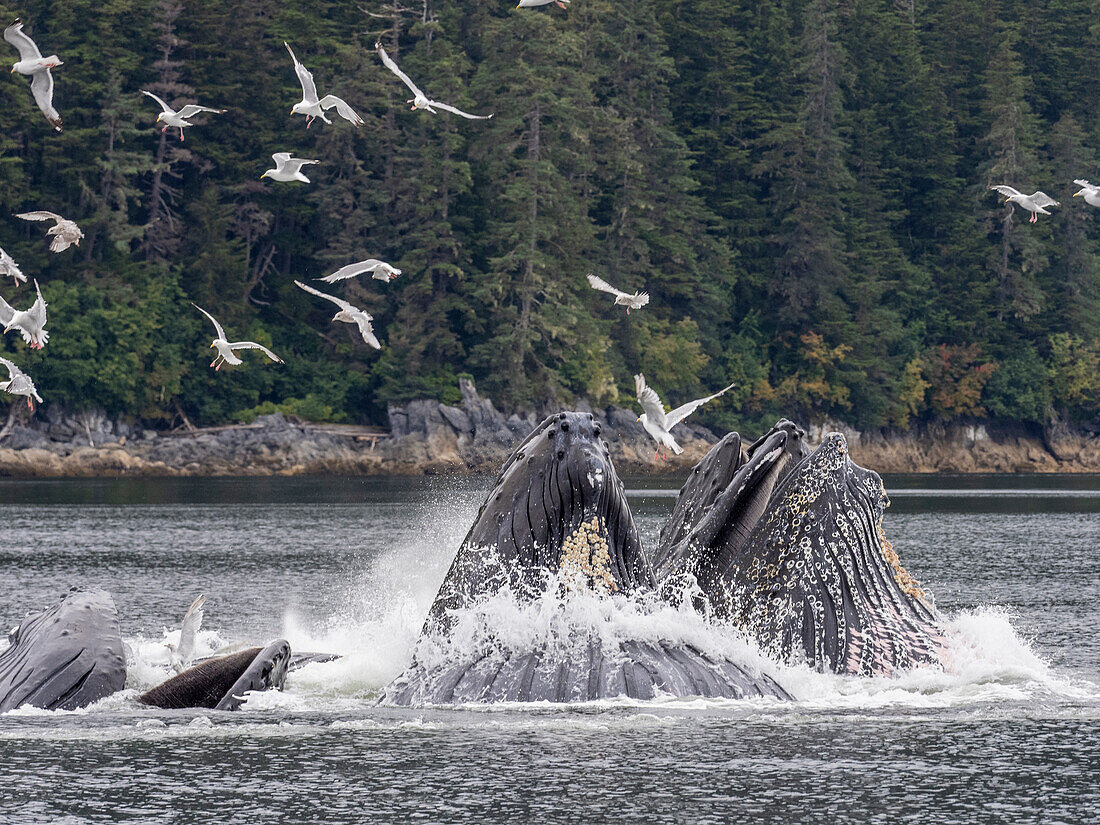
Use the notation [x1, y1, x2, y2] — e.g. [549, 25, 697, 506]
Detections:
[1, 0, 1098, 432]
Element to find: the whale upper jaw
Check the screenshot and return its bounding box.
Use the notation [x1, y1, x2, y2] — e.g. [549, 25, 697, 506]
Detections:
[691, 429, 945, 676]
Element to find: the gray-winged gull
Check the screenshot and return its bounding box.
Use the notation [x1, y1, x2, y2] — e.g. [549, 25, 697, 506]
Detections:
[295, 280, 382, 350]
[140, 90, 226, 142]
[1072, 180, 1100, 208]
[375, 42, 493, 120]
[0, 355, 42, 408]
[3, 19, 62, 131]
[193, 303, 284, 370]
[16, 211, 83, 252]
[0, 247, 24, 285]
[285, 42, 364, 128]
[318, 259, 401, 284]
[634, 373, 735, 459]
[990, 186, 1059, 223]
[0, 279, 47, 349]
[261, 153, 319, 183]
[586, 273, 649, 314]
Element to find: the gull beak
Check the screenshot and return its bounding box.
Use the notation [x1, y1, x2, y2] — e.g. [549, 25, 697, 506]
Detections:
[1073, 192, 1081, 197]
[260, 172, 267, 179]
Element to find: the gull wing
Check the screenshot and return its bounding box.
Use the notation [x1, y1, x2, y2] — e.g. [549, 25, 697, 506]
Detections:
[192, 303, 226, 341]
[174, 594, 206, 668]
[1073, 179, 1094, 189]
[29, 68, 61, 131]
[228, 342, 284, 363]
[294, 279, 354, 312]
[375, 42, 425, 99]
[283, 158, 319, 173]
[26, 279, 46, 328]
[285, 42, 319, 103]
[1030, 191, 1059, 209]
[0, 248, 25, 284]
[586, 273, 630, 300]
[428, 99, 493, 120]
[0, 356, 15, 382]
[355, 315, 381, 350]
[990, 185, 1023, 199]
[176, 104, 225, 119]
[16, 211, 62, 224]
[318, 94, 363, 126]
[666, 382, 735, 430]
[0, 292, 14, 327]
[140, 90, 174, 114]
[634, 373, 668, 429]
[4, 20, 43, 62]
[633, 292, 650, 307]
[319, 259, 387, 283]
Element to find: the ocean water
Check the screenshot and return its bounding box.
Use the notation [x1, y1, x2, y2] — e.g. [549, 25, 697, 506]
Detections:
[0, 474, 1098, 824]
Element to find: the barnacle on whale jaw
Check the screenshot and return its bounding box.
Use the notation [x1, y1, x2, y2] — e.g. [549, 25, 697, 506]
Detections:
[558, 516, 618, 595]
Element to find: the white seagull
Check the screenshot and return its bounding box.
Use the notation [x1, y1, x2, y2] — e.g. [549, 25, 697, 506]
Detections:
[0, 279, 47, 349]
[193, 303, 284, 371]
[318, 259, 401, 284]
[990, 186, 1059, 223]
[285, 42, 364, 128]
[586, 274, 649, 314]
[16, 210, 83, 252]
[0, 247, 24, 285]
[295, 280, 381, 350]
[518, 0, 571, 8]
[375, 42, 493, 120]
[634, 373, 735, 459]
[261, 152, 320, 183]
[0, 356, 41, 409]
[140, 90, 225, 142]
[4, 19, 62, 131]
[166, 594, 205, 674]
[1072, 180, 1100, 208]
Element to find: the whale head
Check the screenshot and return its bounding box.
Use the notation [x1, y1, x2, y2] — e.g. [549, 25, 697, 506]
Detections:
[424, 411, 652, 632]
[707, 432, 944, 675]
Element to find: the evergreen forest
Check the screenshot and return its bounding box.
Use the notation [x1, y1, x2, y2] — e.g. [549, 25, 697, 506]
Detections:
[1, 0, 1099, 433]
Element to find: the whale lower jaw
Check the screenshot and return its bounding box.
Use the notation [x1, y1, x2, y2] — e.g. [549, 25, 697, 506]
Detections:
[385, 640, 790, 705]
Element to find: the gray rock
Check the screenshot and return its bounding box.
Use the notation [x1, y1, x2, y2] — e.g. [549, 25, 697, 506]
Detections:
[439, 404, 472, 435]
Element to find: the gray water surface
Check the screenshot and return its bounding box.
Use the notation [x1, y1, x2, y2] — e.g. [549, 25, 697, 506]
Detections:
[1, 475, 1097, 824]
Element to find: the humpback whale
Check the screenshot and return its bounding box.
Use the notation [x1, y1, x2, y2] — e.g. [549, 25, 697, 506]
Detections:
[0, 588, 127, 712]
[138, 640, 292, 710]
[386, 411, 790, 704]
[662, 429, 945, 676]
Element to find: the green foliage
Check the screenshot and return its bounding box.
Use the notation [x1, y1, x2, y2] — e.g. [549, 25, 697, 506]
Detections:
[0, 0, 1097, 430]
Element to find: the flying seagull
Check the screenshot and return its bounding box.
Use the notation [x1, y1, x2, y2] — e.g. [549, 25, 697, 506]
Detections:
[285, 42, 364, 128]
[140, 90, 225, 142]
[0, 247, 24, 285]
[1072, 180, 1100, 208]
[318, 259, 401, 284]
[586, 273, 649, 314]
[3, 19, 62, 131]
[193, 303, 284, 371]
[0, 279, 47, 349]
[261, 152, 319, 183]
[990, 186, 1059, 223]
[166, 594, 205, 674]
[295, 280, 381, 350]
[634, 373, 735, 459]
[518, 0, 571, 8]
[374, 42, 493, 120]
[16, 211, 83, 252]
[0, 356, 41, 409]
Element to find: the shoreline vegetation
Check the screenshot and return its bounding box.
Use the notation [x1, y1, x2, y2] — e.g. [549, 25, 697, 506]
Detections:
[0, 380, 1096, 478]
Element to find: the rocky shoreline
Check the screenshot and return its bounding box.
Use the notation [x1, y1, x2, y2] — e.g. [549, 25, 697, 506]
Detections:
[0, 379, 1097, 478]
